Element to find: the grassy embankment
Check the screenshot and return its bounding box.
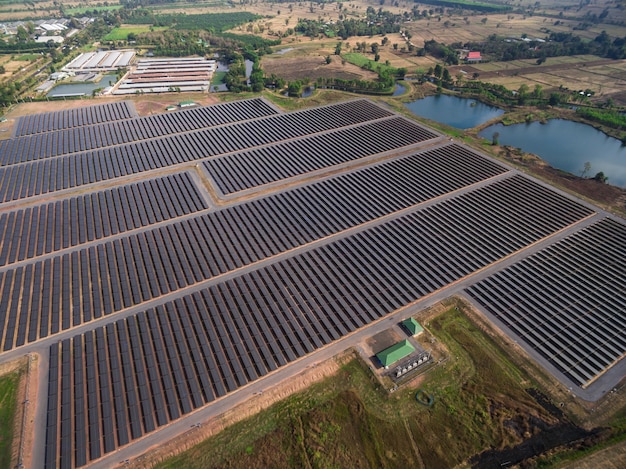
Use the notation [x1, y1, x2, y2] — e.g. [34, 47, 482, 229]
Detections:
[0, 368, 23, 468]
[155, 301, 584, 469]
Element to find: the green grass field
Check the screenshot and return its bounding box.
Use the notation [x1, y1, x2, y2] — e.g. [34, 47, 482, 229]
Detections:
[0, 370, 21, 469]
[15, 54, 40, 61]
[342, 52, 398, 75]
[103, 26, 168, 41]
[211, 71, 227, 85]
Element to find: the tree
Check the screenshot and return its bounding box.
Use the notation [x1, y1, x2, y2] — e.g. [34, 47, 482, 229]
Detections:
[288, 80, 302, 97]
[517, 84, 529, 105]
[434, 63, 443, 78]
[16, 26, 30, 42]
[335, 42, 342, 55]
[594, 171, 608, 183]
[548, 92, 562, 106]
[581, 161, 591, 178]
[492, 132, 500, 145]
[325, 55, 331, 64]
[442, 68, 451, 82]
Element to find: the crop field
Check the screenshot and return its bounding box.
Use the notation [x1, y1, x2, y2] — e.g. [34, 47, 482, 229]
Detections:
[64, 5, 123, 15]
[481, 61, 626, 96]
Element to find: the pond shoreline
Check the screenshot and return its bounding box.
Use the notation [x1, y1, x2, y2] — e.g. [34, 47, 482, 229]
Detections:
[397, 83, 626, 214]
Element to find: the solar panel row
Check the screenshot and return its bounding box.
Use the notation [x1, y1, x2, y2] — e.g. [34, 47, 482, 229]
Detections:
[0, 172, 207, 267]
[14, 101, 135, 137]
[44, 174, 595, 468]
[0, 99, 395, 202]
[465, 217, 626, 387]
[2, 98, 279, 165]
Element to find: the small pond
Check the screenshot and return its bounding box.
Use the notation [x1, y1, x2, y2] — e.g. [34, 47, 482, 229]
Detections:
[405, 94, 504, 129]
[393, 83, 405, 96]
[479, 119, 626, 188]
[47, 73, 117, 98]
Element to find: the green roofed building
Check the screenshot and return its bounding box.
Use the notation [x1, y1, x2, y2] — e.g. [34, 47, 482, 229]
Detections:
[402, 317, 424, 336]
[376, 339, 415, 368]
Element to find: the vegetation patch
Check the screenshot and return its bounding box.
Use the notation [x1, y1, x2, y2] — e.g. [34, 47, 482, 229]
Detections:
[103, 26, 167, 41]
[575, 107, 626, 132]
[124, 11, 260, 32]
[64, 5, 123, 15]
[342, 53, 398, 75]
[417, 0, 511, 12]
[14, 54, 39, 61]
[0, 370, 22, 468]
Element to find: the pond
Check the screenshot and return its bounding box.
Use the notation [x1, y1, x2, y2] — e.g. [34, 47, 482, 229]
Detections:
[211, 59, 254, 91]
[392, 83, 405, 96]
[47, 73, 117, 98]
[479, 119, 626, 188]
[405, 94, 504, 129]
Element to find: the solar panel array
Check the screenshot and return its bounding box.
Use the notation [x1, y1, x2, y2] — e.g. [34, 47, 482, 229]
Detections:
[44, 173, 596, 468]
[0, 143, 504, 352]
[0, 100, 399, 203]
[0, 172, 207, 267]
[1, 98, 279, 165]
[204, 117, 438, 195]
[12, 101, 136, 137]
[465, 217, 626, 387]
[0, 98, 622, 469]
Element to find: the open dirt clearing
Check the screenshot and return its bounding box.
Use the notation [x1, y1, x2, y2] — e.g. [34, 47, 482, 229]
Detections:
[262, 53, 378, 82]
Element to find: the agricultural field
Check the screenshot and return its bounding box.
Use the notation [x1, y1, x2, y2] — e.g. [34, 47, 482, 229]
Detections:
[153, 302, 623, 469]
[64, 4, 123, 15]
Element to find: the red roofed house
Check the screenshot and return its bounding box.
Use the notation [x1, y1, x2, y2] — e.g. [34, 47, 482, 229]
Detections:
[466, 51, 482, 62]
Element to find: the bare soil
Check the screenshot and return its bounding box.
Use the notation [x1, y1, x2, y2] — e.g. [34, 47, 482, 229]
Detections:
[261, 55, 378, 82]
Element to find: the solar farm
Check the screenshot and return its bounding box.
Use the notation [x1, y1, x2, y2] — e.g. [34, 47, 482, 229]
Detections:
[0, 97, 624, 468]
